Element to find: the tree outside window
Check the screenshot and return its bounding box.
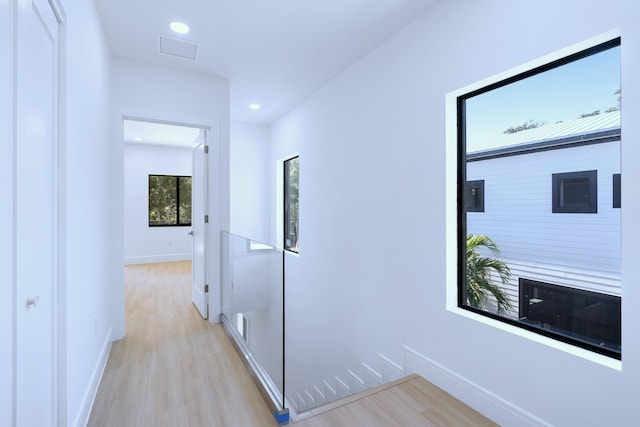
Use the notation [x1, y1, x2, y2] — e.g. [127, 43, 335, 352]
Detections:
[149, 175, 192, 226]
[284, 157, 299, 252]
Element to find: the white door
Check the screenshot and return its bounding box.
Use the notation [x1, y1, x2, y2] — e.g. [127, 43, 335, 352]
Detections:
[191, 139, 209, 318]
[15, 0, 59, 424]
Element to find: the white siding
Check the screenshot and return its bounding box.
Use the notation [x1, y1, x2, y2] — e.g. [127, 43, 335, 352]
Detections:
[467, 141, 621, 291]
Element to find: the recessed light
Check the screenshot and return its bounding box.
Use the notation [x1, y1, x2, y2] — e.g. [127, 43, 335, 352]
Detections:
[133, 137, 143, 141]
[249, 103, 261, 110]
[169, 21, 190, 34]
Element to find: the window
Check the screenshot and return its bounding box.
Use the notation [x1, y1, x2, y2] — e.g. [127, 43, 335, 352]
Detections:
[519, 278, 620, 353]
[613, 173, 621, 208]
[552, 170, 597, 213]
[466, 180, 485, 212]
[148, 175, 192, 226]
[284, 156, 299, 252]
[456, 38, 621, 359]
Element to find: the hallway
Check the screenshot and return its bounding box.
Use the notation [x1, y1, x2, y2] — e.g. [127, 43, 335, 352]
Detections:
[88, 261, 277, 426]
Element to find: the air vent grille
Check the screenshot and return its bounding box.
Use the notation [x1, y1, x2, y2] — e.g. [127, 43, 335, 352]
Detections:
[157, 35, 198, 60]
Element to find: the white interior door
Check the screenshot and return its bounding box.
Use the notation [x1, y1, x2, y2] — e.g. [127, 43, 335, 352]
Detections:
[191, 138, 209, 318]
[15, 0, 59, 424]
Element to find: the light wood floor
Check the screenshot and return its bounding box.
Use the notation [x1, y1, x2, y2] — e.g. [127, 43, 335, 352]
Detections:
[88, 261, 278, 427]
[89, 261, 497, 427]
[293, 374, 498, 427]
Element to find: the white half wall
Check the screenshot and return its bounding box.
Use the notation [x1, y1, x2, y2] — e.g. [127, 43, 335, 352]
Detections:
[124, 143, 193, 264]
[230, 121, 271, 244]
[111, 59, 230, 330]
[274, 0, 640, 425]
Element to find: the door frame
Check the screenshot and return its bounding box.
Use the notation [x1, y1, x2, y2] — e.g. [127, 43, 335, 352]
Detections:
[119, 114, 221, 327]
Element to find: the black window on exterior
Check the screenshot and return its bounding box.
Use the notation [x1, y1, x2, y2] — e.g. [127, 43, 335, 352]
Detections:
[613, 173, 621, 208]
[552, 170, 597, 213]
[284, 156, 299, 252]
[466, 180, 485, 212]
[148, 175, 192, 226]
[519, 278, 621, 354]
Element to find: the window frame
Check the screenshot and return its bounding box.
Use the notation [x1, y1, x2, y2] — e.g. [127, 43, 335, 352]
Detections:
[453, 37, 621, 361]
[148, 174, 192, 227]
[551, 170, 598, 214]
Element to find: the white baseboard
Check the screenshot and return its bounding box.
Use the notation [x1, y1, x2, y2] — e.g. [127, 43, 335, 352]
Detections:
[74, 326, 113, 427]
[124, 253, 191, 265]
[403, 345, 551, 427]
[380, 353, 405, 382]
[362, 362, 384, 388]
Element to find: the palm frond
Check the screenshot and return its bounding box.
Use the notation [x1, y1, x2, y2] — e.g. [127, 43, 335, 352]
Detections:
[466, 234, 512, 314]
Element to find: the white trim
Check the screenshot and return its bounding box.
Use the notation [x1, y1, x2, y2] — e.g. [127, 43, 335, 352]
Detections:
[379, 353, 405, 382]
[73, 327, 112, 427]
[404, 345, 551, 427]
[1, 0, 16, 425]
[124, 253, 192, 265]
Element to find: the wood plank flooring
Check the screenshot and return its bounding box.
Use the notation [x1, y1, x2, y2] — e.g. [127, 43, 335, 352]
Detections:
[293, 374, 498, 427]
[89, 261, 498, 426]
[88, 261, 278, 427]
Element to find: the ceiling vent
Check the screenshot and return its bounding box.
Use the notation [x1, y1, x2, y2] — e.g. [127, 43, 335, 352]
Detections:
[157, 35, 198, 60]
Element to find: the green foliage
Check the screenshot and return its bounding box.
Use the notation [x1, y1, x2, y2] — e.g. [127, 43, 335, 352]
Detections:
[466, 234, 512, 314]
[285, 157, 299, 250]
[178, 177, 192, 225]
[581, 89, 621, 116]
[579, 109, 601, 118]
[503, 120, 545, 135]
[148, 175, 192, 226]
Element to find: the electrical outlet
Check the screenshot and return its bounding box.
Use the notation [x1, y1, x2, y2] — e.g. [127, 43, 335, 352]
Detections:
[94, 315, 98, 335]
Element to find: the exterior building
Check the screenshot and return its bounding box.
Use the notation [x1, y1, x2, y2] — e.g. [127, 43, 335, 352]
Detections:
[467, 111, 621, 351]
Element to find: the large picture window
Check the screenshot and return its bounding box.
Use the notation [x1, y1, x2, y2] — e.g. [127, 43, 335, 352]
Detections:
[284, 156, 299, 252]
[457, 38, 621, 358]
[148, 174, 192, 227]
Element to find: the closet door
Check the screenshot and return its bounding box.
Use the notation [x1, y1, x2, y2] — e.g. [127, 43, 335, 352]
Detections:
[15, 0, 59, 424]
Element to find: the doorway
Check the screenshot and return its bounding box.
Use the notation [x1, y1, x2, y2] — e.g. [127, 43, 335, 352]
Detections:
[122, 118, 209, 318]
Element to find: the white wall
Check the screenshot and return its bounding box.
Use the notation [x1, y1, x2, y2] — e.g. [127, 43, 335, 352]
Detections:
[111, 59, 230, 328]
[230, 121, 271, 243]
[124, 143, 193, 264]
[61, 0, 116, 425]
[0, 0, 14, 424]
[273, 0, 640, 425]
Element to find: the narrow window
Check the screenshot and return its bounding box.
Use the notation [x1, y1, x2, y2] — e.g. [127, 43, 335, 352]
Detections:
[466, 180, 485, 212]
[284, 156, 299, 252]
[552, 170, 597, 213]
[456, 38, 621, 359]
[148, 174, 192, 226]
[613, 173, 621, 208]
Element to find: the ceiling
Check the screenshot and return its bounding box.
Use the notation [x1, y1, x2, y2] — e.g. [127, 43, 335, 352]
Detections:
[94, 0, 438, 125]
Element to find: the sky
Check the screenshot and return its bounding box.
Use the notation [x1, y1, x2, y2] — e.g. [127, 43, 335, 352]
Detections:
[465, 45, 620, 149]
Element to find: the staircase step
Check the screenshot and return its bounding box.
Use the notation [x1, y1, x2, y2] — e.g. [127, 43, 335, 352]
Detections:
[290, 374, 497, 426]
